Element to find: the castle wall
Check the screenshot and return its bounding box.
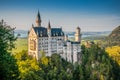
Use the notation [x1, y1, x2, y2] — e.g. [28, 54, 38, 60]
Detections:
[28, 12, 82, 63]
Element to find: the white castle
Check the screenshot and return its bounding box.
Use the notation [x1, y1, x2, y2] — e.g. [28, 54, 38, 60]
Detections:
[28, 11, 82, 63]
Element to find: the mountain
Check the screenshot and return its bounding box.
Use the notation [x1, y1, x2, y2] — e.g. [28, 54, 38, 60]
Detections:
[109, 26, 120, 38]
[106, 26, 120, 46]
[14, 30, 28, 38]
[15, 30, 111, 38]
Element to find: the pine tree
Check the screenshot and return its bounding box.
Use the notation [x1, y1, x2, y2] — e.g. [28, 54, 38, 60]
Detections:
[0, 20, 19, 80]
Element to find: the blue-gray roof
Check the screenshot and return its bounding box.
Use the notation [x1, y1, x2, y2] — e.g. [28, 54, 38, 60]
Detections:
[33, 27, 48, 37]
[67, 40, 80, 44]
[33, 27, 64, 37]
[51, 28, 64, 36]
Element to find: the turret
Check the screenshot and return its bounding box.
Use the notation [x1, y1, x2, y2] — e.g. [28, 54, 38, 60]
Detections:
[75, 26, 81, 42]
[47, 21, 51, 37]
[64, 35, 68, 41]
[36, 11, 41, 27]
[48, 20, 51, 30]
[32, 24, 34, 27]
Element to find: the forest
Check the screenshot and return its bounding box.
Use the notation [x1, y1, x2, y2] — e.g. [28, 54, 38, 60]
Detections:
[0, 20, 120, 80]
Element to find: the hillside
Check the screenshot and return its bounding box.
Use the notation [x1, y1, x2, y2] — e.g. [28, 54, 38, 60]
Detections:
[109, 26, 120, 38]
[106, 26, 120, 46]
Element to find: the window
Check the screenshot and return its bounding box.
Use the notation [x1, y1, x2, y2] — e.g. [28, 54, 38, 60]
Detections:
[30, 40, 36, 51]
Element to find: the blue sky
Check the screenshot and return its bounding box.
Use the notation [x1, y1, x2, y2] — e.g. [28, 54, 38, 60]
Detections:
[0, 0, 120, 31]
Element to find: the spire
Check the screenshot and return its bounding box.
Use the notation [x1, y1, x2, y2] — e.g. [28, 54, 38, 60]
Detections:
[77, 26, 81, 31]
[48, 20, 51, 29]
[47, 20, 51, 37]
[37, 11, 41, 20]
[1, 19, 4, 24]
[61, 26, 62, 30]
[36, 10, 41, 27]
[32, 24, 34, 27]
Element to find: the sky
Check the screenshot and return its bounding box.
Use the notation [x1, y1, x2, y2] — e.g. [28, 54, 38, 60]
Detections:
[0, 0, 120, 32]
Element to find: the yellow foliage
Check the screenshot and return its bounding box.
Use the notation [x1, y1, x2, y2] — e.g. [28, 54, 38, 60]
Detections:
[17, 59, 41, 74]
[106, 46, 120, 65]
[39, 50, 49, 65]
[41, 57, 49, 65]
[29, 59, 41, 71]
[100, 74, 104, 80]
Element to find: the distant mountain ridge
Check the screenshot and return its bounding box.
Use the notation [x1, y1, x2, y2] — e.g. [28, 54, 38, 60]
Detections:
[109, 26, 120, 38]
[14, 30, 111, 38]
[14, 30, 28, 38]
[107, 26, 120, 46]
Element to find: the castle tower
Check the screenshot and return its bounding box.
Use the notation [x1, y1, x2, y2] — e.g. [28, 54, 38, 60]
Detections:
[64, 35, 68, 41]
[32, 24, 34, 27]
[75, 26, 81, 42]
[47, 21, 51, 56]
[36, 11, 42, 27]
[48, 21, 51, 29]
[47, 21, 51, 37]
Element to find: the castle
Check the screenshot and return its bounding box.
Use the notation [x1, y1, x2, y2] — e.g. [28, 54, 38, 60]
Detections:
[28, 11, 82, 63]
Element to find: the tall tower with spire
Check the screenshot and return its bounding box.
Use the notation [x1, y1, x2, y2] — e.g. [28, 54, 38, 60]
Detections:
[28, 12, 81, 64]
[47, 21, 51, 56]
[48, 21, 51, 30]
[36, 11, 42, 27]
[75, 26, 81, 42]
[47, 21, 51, 37]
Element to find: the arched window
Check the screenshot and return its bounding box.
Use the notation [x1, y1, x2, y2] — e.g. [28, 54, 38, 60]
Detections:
[30, 39, 36, 51]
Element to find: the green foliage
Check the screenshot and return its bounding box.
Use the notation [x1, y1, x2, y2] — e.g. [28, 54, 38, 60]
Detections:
[12, 38, 27, 54]
[38, 54, 74, 80]
[39, 50, 49, 65]
[14, 50, 75, 80]
[0, 20, 16, 52]
[0, 52, 19, 80]
[79, 44, 120, 80]
[15, 50, 29, 61]
[0, 20, 19, 80]
[14, 50, 41, 80]
[13, 44, 120, 80]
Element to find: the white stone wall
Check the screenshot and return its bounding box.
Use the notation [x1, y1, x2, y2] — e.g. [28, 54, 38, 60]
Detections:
[37, 36, 64, 57]
[28, 28, 81, 63]
[38, 37, 48, 56]
[63, 46, 67, 60]
[73, 44, 77, 63]
[65, 42, 81, 63]
[72, 44, 80, 63]
[51, 37, 57, 54]
[67, 42, 73, 63]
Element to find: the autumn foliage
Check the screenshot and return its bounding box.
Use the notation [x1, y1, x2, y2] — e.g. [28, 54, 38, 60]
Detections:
[106, 46, 120, 65]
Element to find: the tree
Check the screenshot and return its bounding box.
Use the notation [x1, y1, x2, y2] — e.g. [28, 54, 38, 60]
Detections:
[80, 44, 120, 80]
[0, 20, 19, 80]
[14, 50, 42, 80]
[14, 50, 29, 61]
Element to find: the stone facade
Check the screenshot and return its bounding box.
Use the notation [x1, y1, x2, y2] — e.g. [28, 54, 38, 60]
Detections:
[28, 11, 82, 63]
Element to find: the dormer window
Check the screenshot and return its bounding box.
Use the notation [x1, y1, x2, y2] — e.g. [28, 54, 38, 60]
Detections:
[56, 32, 58, 36]
[61, 32, 63, 36]
[40, 31, 42, 37]
[54, 33, 55, 36]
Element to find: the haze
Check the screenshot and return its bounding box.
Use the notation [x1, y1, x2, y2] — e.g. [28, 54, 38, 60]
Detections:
[0, 0, 120, 32]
